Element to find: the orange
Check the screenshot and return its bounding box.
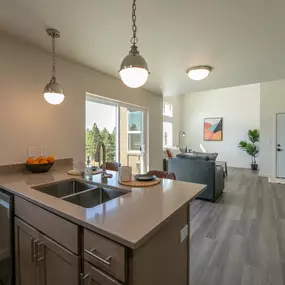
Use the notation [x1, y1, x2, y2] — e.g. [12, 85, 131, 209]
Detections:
[40, 159, 49, 164]
[26, 157, 35, 164]
[47, 156, 55, 163]
[32, 160, 39, 164]
[36, 156, 45, 163]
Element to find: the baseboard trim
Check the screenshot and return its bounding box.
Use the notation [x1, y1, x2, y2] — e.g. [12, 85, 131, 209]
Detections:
[268, 176, 285, 184]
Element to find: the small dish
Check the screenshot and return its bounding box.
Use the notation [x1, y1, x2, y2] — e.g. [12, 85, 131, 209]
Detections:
[134, 174, 156, 181]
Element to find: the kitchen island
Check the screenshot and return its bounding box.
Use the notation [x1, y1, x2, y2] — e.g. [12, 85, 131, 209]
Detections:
[0, 165, 206, 285]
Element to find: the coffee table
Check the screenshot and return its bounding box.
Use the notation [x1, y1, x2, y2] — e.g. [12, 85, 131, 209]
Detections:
[216, 161, 228, 177]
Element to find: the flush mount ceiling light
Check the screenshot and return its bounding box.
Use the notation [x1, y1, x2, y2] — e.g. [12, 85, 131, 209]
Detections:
[119, 0, 150, 88]
[186, 66, 212, 81]
[43, 28, 66, 105]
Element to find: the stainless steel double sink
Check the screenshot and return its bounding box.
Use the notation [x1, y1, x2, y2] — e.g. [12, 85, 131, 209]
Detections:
[32, 180, 125, 208]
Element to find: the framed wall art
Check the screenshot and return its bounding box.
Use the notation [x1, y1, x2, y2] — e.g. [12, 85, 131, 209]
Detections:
[204, 117, 223, 141]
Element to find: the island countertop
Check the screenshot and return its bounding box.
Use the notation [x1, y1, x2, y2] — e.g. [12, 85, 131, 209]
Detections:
[0, 167, 206, 249]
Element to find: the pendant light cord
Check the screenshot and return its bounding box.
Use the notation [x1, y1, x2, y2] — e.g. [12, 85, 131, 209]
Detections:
[131, 0, 138, 46]
[51, 35, 56, 82]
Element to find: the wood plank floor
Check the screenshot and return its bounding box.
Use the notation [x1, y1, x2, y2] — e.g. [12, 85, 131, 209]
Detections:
[190, 168, 285, 285]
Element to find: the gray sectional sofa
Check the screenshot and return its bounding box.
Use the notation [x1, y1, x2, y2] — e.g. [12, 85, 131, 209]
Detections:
[168, 153, 224, 202]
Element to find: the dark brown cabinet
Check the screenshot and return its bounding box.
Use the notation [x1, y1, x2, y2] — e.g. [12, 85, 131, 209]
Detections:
[14, 218, 39, 285]
[38, 234, 79, 285]
[83, 262, 122, 285]
[15, 218, 79, 285]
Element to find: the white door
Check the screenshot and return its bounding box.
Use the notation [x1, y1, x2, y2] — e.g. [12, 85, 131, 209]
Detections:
[276, 113, 285, 178]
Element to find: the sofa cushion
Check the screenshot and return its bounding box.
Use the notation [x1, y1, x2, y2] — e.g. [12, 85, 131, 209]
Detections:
[192, 151, 218, 161]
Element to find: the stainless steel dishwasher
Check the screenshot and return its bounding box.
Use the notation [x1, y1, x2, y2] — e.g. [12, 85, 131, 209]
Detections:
[0, 189, 14, 285]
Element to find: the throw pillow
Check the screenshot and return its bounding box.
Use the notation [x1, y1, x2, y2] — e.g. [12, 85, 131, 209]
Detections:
[166, 149, 173, 158]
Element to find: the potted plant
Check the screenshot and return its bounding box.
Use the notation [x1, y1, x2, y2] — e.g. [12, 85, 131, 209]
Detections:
[238, 129, 260, 170]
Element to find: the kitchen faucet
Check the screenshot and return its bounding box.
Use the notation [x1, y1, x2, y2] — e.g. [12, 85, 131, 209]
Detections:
[95, 141, 112, 181]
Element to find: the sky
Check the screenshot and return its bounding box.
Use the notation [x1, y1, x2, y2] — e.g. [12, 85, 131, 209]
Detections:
[86, 101, 116, 132]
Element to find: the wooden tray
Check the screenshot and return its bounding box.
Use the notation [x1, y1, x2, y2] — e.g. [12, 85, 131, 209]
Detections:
[118, 178, 161, 187]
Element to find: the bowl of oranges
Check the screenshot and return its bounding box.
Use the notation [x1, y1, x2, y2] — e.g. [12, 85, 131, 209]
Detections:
[25, 156, 55, 173]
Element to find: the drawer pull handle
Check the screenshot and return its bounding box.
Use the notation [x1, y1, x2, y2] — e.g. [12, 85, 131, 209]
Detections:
[36, 241, 45, 262]
[84, 248, 112, 266]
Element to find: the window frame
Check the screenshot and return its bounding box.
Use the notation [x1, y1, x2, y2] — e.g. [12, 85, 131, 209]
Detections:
[163, 102, 173, 117]
[127, 110, 143, 153]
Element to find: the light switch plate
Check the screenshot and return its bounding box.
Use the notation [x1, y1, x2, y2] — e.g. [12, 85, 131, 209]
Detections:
[180, 224, 189, 243]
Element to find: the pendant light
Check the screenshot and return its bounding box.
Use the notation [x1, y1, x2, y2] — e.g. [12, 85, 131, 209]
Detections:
[43, 29, 65, 105]
[119, 0, 150, 88]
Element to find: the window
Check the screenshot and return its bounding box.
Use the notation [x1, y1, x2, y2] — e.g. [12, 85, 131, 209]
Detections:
[163, 122, 173, 147]
[86, 94, 147, 174]
[163, 102, 173, 117]
[127, 110, 142, 152]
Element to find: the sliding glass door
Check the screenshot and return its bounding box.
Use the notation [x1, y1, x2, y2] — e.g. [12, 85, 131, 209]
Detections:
[85, 94, 147, 174]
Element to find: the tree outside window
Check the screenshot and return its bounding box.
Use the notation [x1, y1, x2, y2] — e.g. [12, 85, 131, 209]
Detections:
[86, 123, 116, 164]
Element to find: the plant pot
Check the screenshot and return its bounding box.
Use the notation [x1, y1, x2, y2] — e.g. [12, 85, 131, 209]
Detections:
[251, 164, 258, 171]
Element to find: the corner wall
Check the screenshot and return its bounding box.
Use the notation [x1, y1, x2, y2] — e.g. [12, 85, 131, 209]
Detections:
[0, 33, 163, 170]
[259, 79, 285, 177]
[181, 84, 260, 168]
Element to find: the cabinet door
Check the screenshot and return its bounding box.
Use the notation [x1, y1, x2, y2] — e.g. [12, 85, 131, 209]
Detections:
[38, 233, 79, 285]
[14, 218, 39, 285]
[83, 262, 122, 285]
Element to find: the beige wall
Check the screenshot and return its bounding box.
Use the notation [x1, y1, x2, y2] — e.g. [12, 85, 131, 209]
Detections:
[259, 79, 285, 177]
[181, 84, 260, 168]
[165, 84, 260, 168]
[0, 32, 163, 170]
[166, 79, 285, 174]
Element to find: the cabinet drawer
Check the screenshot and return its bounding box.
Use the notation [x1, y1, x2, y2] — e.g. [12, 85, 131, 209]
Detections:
[84, 262, 123, 285]
[84, 229, 126, 282]
[15, 196, 79, 254]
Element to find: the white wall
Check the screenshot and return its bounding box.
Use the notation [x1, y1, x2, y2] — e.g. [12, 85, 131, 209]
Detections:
[259, 79, 285, 177]
[181, 84, 260, 168]
[0, 33, 163, 170]
[163, 96, 183, 146]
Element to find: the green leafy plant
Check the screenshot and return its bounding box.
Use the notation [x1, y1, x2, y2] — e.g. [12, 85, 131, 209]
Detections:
[238, 129, 260, 165]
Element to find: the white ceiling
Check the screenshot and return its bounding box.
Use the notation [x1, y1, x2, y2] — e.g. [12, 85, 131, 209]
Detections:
[1, 0, 285, 96]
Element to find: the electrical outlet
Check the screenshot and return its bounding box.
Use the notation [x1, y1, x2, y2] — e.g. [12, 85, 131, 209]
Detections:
[28, 147, 37, 158]
[180, 224, 189, 243]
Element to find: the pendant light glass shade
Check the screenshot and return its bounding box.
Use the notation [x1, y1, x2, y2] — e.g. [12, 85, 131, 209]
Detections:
[43, 29, 65, 105]
[119, 51, 149, 88]
[119, 0, 149, 88]
[43, 77, 65, 105]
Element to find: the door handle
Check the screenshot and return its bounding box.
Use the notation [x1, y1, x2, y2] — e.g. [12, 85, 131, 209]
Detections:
[80, 273, 90, 285]
[31, 238, 35, 262]
[277, 148, 284, 151]
[36, 241, 45, 262]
